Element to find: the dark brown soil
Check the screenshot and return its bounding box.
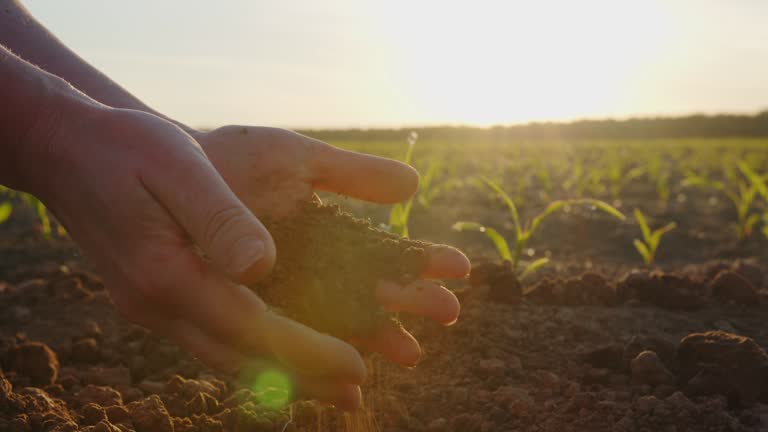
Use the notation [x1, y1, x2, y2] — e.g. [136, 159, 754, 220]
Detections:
[2, 180, 768, 431]
[250, 201, 429, 339]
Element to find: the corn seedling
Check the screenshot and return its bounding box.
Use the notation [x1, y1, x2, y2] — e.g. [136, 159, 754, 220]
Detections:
[682, 162, 763, 240]
[453, 177, 625, 279]
[632, 209, 676, 266]
[385, 131, 418, 237]
[608, 164, 645, 200]
[534, 161, 552, 198]
[646, 155, 672, 205]
[414, 159, 460, 209]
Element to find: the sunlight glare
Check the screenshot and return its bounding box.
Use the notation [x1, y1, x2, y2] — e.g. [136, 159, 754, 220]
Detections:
[374, 0, 671, 125]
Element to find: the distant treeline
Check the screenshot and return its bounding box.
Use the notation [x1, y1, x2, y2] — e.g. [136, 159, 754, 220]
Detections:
[300, 111, 768, 141]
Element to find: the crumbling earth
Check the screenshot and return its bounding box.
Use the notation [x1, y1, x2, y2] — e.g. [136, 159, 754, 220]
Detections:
[251, 201, 429, 339]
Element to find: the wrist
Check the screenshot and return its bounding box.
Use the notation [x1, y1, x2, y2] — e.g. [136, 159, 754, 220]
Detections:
[1, 64, 105, 197]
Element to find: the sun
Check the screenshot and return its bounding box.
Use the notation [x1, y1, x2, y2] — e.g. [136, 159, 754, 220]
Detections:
[371, 0, 671, 125]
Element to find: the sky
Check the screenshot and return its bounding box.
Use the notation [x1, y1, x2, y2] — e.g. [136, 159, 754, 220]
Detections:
[25, 0, 768, 129]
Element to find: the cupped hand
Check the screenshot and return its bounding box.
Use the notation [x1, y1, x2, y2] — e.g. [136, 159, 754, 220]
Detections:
[38, 105, 468, 411]
[196, 127, 470, 391]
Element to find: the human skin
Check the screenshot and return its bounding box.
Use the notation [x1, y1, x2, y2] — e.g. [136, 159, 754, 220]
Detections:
[0, 2, 470, 410]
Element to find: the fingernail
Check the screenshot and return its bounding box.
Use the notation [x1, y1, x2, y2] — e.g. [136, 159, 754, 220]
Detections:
[231, 236, 265, 275]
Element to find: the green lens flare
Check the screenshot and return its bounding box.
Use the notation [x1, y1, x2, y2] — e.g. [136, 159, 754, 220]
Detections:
[251, 369, 292, 409]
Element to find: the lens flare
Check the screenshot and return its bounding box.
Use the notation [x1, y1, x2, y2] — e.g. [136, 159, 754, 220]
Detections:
[251, 369, 292, 409]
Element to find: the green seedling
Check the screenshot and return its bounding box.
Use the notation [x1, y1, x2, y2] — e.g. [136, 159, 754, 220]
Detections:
[655, 171, 671, 204]
[453, 177, 625, 279]
[682, 161, 765, 240]
[632, 209, 676, 266]
[386, 131, 418, 237]
[738, 162, 768, 240]
[414, 159, 460, 209]
[533, 160, 552, 198]
[608, 164, 645, 200]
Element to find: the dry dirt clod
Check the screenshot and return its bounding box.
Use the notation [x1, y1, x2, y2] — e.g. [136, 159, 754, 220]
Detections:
[80, 366, 132, 389]
[618, 271, 708, 310]
[126, 395, 173, 432]
[677, 330, 768, 406]
[623, 335, 677, 372]
[6, 341, 59, 386]
[81, 403, 108, 425]
[732, 261, 765, 289]
[709, 270, 760, 306]
[1, 369, 12, 404]
[630, 350, 676, 387]
[76, 385, 123, 408]
[88, 420, 122, 432]
[104, 405, 130, 424]
[469, 261, 522, 304]
[581, 345, 624, 371]
[493, 386, 532, 416]
[71, 338, 101, 363]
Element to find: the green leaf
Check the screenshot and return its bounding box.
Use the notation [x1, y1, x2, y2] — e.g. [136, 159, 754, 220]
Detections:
[682, 175, 725, 191]
[388, 200, 413, 238]
[634, 209, 651, 243]
[0, 201, 12, 224]
[420, 159, 440, 192]
[389, 203, 403, 227]
[520, 257, 550, 280]
[579, 199, 626, 221]
[480, 176, 521, 237]
[528, 200, 566, 235]
[484, 227, 513, 262]
[633, 239, 652, 265]
[453, 221, 512, 262]
[649, 222, 676, 250]
[744, 213, 760, 237]
[737, 161, 768, 199]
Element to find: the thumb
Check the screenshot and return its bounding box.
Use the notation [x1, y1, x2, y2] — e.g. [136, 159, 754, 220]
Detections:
[141, 137, 276, 283]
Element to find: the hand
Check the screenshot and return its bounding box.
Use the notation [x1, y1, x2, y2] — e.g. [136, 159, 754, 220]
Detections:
[29, 106, 350, 403]
[196, 127, 470, 388]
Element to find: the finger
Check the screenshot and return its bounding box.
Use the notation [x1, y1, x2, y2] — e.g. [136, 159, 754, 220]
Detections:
[307, 136, 419, 204]
[110, 289, 247, 374]
[352, 323, 421, 367]
[173, 270, 366, 383]
[164, 320, 247, 374]
[422, 245, 471, 279]
[296, 376, 362, 411]
[139, 129, 276, 284]
[376, 280, 460, 326]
